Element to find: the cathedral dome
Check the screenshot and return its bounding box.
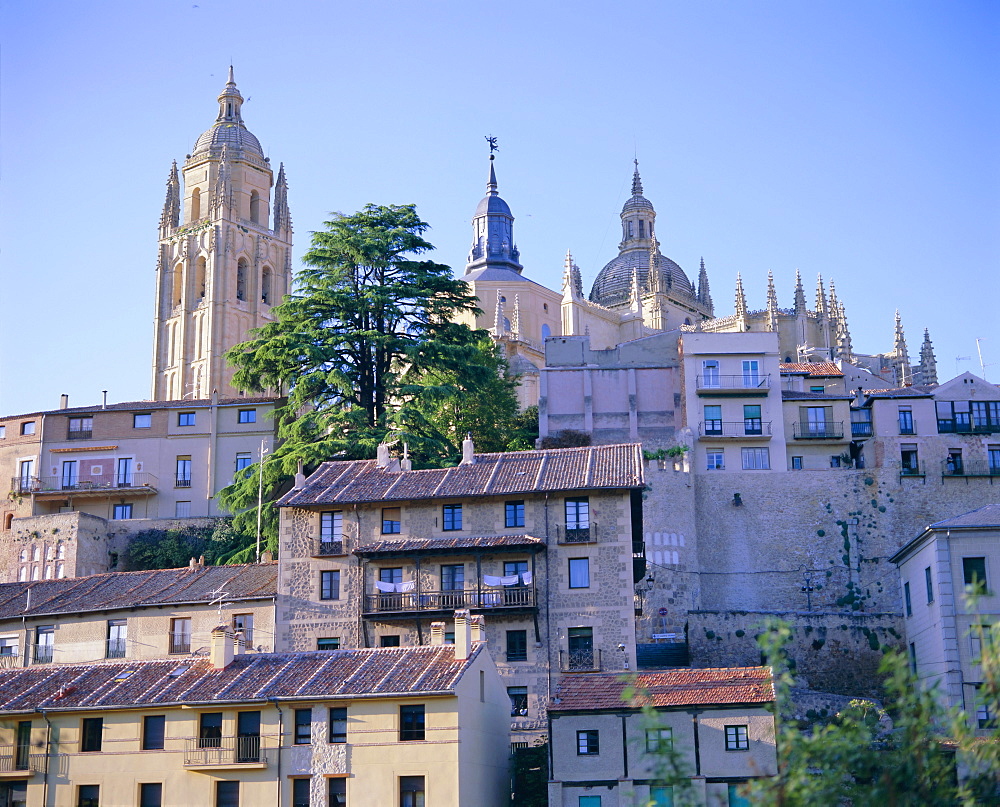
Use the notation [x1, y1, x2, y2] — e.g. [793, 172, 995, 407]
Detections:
[475, 193, 512, 217]
[190, 68, 264, 158]
[590, 252, 694, 306]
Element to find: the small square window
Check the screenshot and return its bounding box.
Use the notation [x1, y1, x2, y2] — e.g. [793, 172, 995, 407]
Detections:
[318, 637, 340, 651]
[238, 409, 256, 423]
[576, 729, 599, 755]
[320, 570, 340, 601]
[505, 500, 525, 528]
[707, 450, 725, 470]
[568, 558, 590, 588]
[645, 727, 673, 752]
[78, 785, 100, 807]
[175, 501, 191, 518]
[133, 413, 152, 429]
[382, 507, 401, 534]
[21, 422, 36, 436]
[235, 453, 252, 472]
[724, 724, 749, 751]
[442, 503, 462, 531]
[177, 412, 195, 427]
[791, 456, 803, 470]
[329, 707, 348, 743]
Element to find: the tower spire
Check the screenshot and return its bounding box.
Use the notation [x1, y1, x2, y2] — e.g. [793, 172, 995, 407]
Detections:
[793, 269, 807, 315]
[893, 310, 911, 386]
[697, 258, 713, 312]
[918, 328, 938, 385]
[631, 159, 643, 196]
[766, 270, 779, 332]
[735, 273, 748, 320]
[466, 143, 521, 273]
[273, 162, 292, 234]
[160, 161, 180, 233]
[836, 301, 853, 362]
[493, 290, 506, 335]
[815, 274, 827, 317]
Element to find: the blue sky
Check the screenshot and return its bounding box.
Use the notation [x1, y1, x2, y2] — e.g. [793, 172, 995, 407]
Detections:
[2, 0, 997, 414]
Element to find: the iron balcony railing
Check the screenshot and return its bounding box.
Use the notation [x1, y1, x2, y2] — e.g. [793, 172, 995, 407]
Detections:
[900, 462, 923, 477]
[175, 477, 192, 488]
[696, 374, 771, 392]
[792, 421, 845, 440]
[169, 633, 191, 655]
[0, 746, 45, 774]
[106, 639, 126, 659]
[363, 586, 536, 615]
[31, 646, 53, 665]
[942, 460, 1000, 478]
[10, 473, 157, 495]
[556, 523, 598, 544]
[67, 429, 93, 440]
[850, 421, 873, 438]
[184, 735, 268, 767]
[937, 420, 1000, 435]
[559, 648, 602, 672]
[898, 419, 917, 435]
[698, 421, 772, 438]
[312, 539, 346, 557]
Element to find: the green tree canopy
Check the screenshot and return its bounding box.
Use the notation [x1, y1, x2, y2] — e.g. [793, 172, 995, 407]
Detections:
[218, 203, 525, 551]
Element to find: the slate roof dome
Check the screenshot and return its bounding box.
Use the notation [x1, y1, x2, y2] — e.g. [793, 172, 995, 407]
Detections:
[590, 252, 695, 306]
[191, 67, 264, 158]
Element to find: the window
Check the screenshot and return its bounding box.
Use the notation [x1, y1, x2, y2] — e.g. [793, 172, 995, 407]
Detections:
[399, 705, 425, 741]
[567, 627, 594, 670]
[506, 629, 528, 662]
[442, 503, 462, 531]
[441, 563, 464, 592]
[235, 453, 252, 472]
[382, 507, 401, 534]
[111, 503, 132, 520]
[380, 635, 400, 647]
[321, 511, 343, 540]
[329, 707, 347, 743]
[707, 450, 725, 470]
[233, 613, 254, 645]
[830, 456, 842, 468]
[804, 406, 831, 436]
[0, 426, 5, 438]
[380, 567, 402, 585]
[963, 557, 988, 593]
[741, 447, 770, 470]
[318, 637, 340, 651]
[20, 422, 35, 436]
[724, 724, 749, 751]
[142, 715, 165, 750]
[508, 686, 528, 716]
[650, 786, 673, 806]
[170, 617, 191, 654]
[898, 407, 914, 434]
[976, 686, 994, 729]
[565, 497, 590, 538]
[175, 456, 192, 487]
[236, 258, 248, 302]
[925, 566, 934, 603]
[568, 558, 590, 588]
[505, 500, 525, 528]
[909, 642, 918, 674]
[215, 781, 239, 807]
[0, 637, 18, 658]
[199, 712, 223, 748]
[645, 727, 673, 752]
[106, 620, 126, 658]
[579, 798, 602, 807]
[728, 784, 751, 807]
[80, 717, 103, 752]
[742, 359, 760, 386]
[400, 776, 424, 807]
[294, 708, 312, 744]
[291, 779, 309, 807]
[702, 360, 720, 387]
[177, 412, 195, 427]
[704, 405, 722, 435]
[320, 570, 340, 601]
[68, 416, 93, 439]
[901, 444, 920, 474]
[743, 405, 762, 435]
[237, 409, 256, 423]
[77, 785, 99, 807]
[791, 456, 803, 470]
[810, 385, 825, 394]
[18, 460, 33, 487]
[971, 626, 992, 662]
[34, 626, 54, 664]
[134, 413, 152, 429]
[577, 729, 599, 755]
[175, 501, 191, 517]
[946, 449, 964, 475]
[989, 446, 1000, 475]
[904, 581, 912, 617]
[139, 783, 162, 807]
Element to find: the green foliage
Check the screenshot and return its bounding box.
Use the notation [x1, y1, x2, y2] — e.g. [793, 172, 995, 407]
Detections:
[125, 520, 248, 569]
[643, 445, 689, 461]
[539, 429, 591, 449]
[748, 616, 1000, 806]
[510, 741, 548, 807]
[220, 204, 523, 545]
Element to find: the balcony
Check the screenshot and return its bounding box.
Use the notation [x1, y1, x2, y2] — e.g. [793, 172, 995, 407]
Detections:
[67, 429, 92, 440]
[850, 421, 873, 438]
[363, 586, 536, 617]
[900, 462, 924, 478]
[941, 460, 1000, 479]
[555, 523, 598, 544]
[31, 646, 53, 665]
[698, 421, 772, 439]
[11, 473, 158, 498]
[792, 421, 845, 440]
[175, 477, 192, 488]
[937, 420, 1000, 435]
[559, 648, 602, 672]
[0, 746, 45, 777]
[169, 634, 191, 655]
[311, 539, 346, 558]
[184, 736, 269, 769]
[696, 374, 771, 396]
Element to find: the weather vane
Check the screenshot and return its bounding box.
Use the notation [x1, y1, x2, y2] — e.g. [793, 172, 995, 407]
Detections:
[486, 135, 498, 157]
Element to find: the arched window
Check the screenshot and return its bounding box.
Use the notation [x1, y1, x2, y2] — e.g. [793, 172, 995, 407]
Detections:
[196, 257, 207, 299]
[639, 220, 645, 238]
[261, 266, 272, 305]
[191, 187, 201, 221]
[57, 544, 65, 559]
[627, 221, 634, 238]
[31, 545, 39, 561]
[3, 513, 13, 531]
[236, 259, 248, 301]
[250, 190, 262, 224]
[541, 324, 552, 340]
[172, 263, 184, 307]
[18, 567, 26, 582]
[18, 548, 26, 562]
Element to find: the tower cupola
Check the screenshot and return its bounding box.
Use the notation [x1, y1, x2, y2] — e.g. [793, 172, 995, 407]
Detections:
[190, 67, 263, 158]
[466, 154, 521, 274]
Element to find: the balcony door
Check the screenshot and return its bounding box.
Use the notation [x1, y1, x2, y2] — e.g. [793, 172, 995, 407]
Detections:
[441, 564, 465, 608]
[742, 360, 760, 387]
[702, 360, 720, 388]
[806, 407, 829, 436]
[237, 710, 261, 762]
[116, 457, 133, 487]
[61, 461, 78, 490]
[567, 627, 594, 670]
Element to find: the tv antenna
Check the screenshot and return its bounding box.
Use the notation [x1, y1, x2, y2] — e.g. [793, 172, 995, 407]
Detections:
[956, 355, 971, 374]
[976, 338, 992, 380]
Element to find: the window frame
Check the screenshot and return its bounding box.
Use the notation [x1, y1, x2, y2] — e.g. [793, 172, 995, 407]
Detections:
[237, 409, 257, 424]
[741, 447, 770, 470]
[177, 412, 196, 427]
[80, 717, 103, 753]
[508, 686, 529, 716]
[320, 511, 343, 541]
[142, 715, 166, 751]
[645, 727, 673, 753]
[77, 785, 100, 807]
[904, 581, 912, 617]
[139, 782, 163, 807]
[382, 507, 401, 534]
[320, 570, 341, 601]
[724, 724, 749, 751]
[133, 413, 152, 429]
[399, 704, 425, 741]
[317, 637, 340, 651]
[329, 707, 348, 743]
[962, 557, 988, 592]
[565, 497, 590, 530]
[293, 708, 312, 745]
[505, 500, 525, 528]
[925, 566, 934, 603]
[576, 729, 600, 755]
[568, 557, 590, 589]
[506, 629, 528, 662]
[706, 449, 725, 470]
[442, 503, 463, 531]
[112, 503, 133, 520]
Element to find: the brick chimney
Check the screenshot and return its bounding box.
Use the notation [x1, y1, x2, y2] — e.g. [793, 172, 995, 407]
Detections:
[454, 610, 471, 660]
[470, 614, 485, 644]
[430, 621, 446, 646]
[210, 625, 234, 669]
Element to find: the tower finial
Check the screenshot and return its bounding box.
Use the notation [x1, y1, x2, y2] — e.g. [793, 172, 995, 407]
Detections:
[793, 269, 806, 315]
[735, 273, 748, 319]
[228, 64, 235, 85]
[631, 159, 644, 196]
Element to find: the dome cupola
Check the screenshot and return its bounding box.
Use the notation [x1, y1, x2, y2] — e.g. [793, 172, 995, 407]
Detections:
[191, 67, 264, 158]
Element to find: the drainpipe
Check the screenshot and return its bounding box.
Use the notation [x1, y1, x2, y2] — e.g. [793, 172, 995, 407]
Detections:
[543, 494, 552, 706]
[40, 708, 53, 807]
[207, 392, 219, 514]
[690, 709, 702, 775]
[271, 699, 283, 807]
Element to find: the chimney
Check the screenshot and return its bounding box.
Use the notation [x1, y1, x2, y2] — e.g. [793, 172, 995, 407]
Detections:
[59, 394, 69, 410]
[400, 443, 412, 472]
[430, 621, 446, 646]
[189, 557, 198, 570]
[454, 609, 471, 660]
[234, 631, 245, 655]
[376, 443, 390, 468]
[470, 614, 485, 644]
[293, 459, 306, 490]
[260, 550, 273, 563]
[210, 625, 234, 669]
[460, 434, 475, 466]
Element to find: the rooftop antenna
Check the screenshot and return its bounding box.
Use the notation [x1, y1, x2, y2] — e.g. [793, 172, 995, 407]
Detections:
[255, 438, 269, 563]
[976, 338, 992, 380]
[208, 587, 230, 623]
[955, 355, 971, 374]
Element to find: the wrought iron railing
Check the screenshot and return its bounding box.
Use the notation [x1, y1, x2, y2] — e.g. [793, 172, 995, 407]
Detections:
[942, 460, 1000, 478]
[696, 374, 771, 391]
[363, 586, 536, 615]
[105, 640, 126, 659]
[175, 477, 192, 488]
[32, 646, 53, 665]
[169, 634, 191, 655]
[10, 473, 157, 495]
[792, 422, 845, 439]
[0, 747, 44, 774]
[313, 539, 345, 557]
[937, 421, 1000, 435]
[850, 421, 873, 437]
[556, 523, 597, 544]
[67, 429, 92, 440]
[698, 421, 772, 437]
[559, 648, 601, 672]
[184, 735, 268, 767]
[900, 462, 923, 476]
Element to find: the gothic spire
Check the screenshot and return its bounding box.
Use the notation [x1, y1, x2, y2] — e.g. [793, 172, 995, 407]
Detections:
[210, 143, 231, 218]
[493, 289, 505, 335]
[735, 273, 748, 319]
[512, 294, 521, 337]
[894, 310, 911, 385]
[919, 328, 938, 385]
[631, 159, 643, 196]
[629, 265, 642, 314]
[836, 301, 853, 362]
[793, 269, 807, 315]
[273, 162, 292, 234]
[160, 161, 180, 232]
[815, 274, 826, 317]
[766, 270, 779, 332]
[648, 237, 662, 294]
[697, 258, 713, 312]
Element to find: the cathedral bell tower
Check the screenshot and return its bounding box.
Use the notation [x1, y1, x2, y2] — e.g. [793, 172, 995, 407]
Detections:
[151, 68, 292, 401]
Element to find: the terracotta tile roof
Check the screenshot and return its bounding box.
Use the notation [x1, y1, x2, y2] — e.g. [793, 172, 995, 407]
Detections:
[549, 667, 774, 711]
[279, 444, 645, 507]
[0, 645, 481, 713]
[354, 535, 545, 557]
[779, 362, 843, 377]
[0, 564, 278, 619]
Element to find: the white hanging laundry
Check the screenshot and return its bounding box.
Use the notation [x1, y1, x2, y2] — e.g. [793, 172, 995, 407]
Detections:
[521, 571, 532, 585]
[375, 581, 396, 593]
[483, 575, 503, 587]
[500, 575, 519, 586]
[398, 580, 415, 592]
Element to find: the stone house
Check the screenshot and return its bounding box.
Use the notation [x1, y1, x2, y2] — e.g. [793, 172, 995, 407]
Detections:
[0, 612, 508, 807]
[547, 666, 777, 806]
[0, 562, 277, 668]
[275, 442, 646, 746]
[890, 504, 1000, 732]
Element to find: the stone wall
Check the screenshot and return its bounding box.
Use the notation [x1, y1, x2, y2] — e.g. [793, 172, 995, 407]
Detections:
[688, 610, 904, 697]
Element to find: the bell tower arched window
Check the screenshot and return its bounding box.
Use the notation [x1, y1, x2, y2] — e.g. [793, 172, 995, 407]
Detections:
[195, 257, 207, 300]
[236, 259, 248, 302]
[261, 267, 272, 305]
[191, 188, 201, 221]
[172, 263, 183, 307]
[250, 190, 261, 224]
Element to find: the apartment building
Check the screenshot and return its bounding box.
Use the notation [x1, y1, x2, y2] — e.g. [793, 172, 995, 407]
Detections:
[0, 613, 508, 807]
[275, 442, 646, 745]
[547, 666, 777, 806]
[0, 562, 276, 669]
